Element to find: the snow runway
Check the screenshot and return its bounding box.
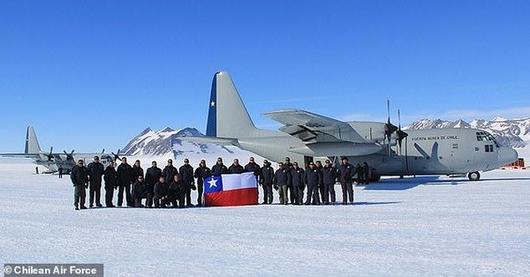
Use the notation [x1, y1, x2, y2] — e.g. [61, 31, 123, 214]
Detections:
[0, 159, 529, 276]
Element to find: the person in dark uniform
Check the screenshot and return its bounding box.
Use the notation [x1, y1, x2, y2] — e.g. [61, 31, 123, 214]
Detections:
[58, 166, 63, 178]
[211, 157, 228, 176]
[144, 161, 162, 208]
[338, 158, 355, 204]
[103, 161, 117, 207]
[132, 175, 147, 207]
[194, 160, 211, 206]
[362, 162, 370, 184]
[179, 158, 195, 207]
[304, 161, 321, 205]
[282, 157, 296, 204]
[355, 163, 363, 184]
[162, 159, 178, 183]
[291, 162, 305, 205]
[116, 157, 134, 207]
[70, 159, 88, 210]
[244, 157, 261, 181]
[153, 176, 168, 208]
[260, 160, 275, 204]
[132, 160, 144, 181]
[228, 159, 244, 174]
[274, 162, 291, 205]
[87, 156, 105, 208]
[322, 159, 337, 205]
[315, 161, 324, 205]
[168, 174, 184, 208]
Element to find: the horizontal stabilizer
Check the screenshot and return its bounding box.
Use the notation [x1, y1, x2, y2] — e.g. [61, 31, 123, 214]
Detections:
[179, 136, 239, 146]
[0, 153, 41, 158]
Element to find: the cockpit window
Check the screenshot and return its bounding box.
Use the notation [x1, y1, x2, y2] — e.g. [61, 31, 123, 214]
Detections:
[476, 132, 488, 141]
[476, 131, 499, 147]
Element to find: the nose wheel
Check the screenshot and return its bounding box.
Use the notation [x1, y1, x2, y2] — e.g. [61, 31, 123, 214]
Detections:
[468, 171, 480, 181]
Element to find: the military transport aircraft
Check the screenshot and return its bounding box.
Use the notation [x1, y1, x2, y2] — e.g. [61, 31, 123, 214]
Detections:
[185, 71, 519, 181]
[0, 126, 125, 174]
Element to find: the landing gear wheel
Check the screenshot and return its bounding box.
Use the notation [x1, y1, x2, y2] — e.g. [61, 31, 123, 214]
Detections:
[468, 171, 480, 181]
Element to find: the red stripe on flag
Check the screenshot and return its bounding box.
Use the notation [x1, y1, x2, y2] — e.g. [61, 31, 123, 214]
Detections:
[204, 188, 258, 207]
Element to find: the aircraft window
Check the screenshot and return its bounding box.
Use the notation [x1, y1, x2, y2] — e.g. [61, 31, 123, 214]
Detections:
[485, 133, 500, 147]
[486, 133, 496, 141]
[475, 147, 479, 152]
[485, 145, 494, 152]
[476, 132, 488, 141]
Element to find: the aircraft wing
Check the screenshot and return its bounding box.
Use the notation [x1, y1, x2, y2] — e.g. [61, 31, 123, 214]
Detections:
[264, 109, 368, 144]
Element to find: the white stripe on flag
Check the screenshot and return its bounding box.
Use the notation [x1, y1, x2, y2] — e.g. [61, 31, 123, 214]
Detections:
[221, 172, 257, 191]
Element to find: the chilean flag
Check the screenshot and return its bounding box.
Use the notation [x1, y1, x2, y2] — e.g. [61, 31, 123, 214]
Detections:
[204, 172, 258, 207]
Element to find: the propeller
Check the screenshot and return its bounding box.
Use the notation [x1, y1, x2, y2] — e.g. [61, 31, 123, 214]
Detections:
[111, 149, 122, 161]
[44, 146, 54, 161]
[396, 109, 409, 153]
[63, 150, 75, 161]
[384, 100, 398, 156]
[101, 149, 105, 154]
[384, 100, 398, 143]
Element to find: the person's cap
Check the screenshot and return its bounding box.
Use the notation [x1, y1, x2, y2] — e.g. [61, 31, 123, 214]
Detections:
[250, 157, 255, 161]
[94, 156, 99, 160]
[342, 157, 349, 161]
[184, 158, 189, 163]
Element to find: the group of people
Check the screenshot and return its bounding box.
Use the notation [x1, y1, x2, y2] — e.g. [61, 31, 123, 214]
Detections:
[69, 155, 371, 210]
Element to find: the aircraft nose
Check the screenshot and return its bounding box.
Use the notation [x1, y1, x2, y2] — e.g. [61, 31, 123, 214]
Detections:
[498, 147, 518, 165]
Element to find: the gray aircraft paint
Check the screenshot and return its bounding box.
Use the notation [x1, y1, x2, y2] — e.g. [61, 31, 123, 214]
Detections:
[198, 71, 518, 179]
[1, 126, 116, 173]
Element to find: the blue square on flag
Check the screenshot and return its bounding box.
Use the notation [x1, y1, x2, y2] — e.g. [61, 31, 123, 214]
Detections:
[204, 176, 223, 193]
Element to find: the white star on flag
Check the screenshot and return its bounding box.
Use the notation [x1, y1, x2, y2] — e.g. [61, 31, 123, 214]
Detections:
[208, 178, 218, 188]
[211, 101, 215, 107]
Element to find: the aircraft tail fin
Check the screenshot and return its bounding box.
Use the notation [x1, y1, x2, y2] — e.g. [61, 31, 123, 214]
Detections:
[24, 126, 42, 154]
[206, 72, 258, 138]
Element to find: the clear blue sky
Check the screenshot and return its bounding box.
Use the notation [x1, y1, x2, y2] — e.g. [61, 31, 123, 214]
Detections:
[1, 0, 529, 152]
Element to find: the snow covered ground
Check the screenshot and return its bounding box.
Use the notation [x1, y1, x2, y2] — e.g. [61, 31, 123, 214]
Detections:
[0, 158, 529, 276]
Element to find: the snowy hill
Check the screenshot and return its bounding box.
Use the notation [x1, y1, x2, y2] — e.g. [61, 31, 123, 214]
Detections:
[121, 127, 259, 164]
[405, 117, 530, 149]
